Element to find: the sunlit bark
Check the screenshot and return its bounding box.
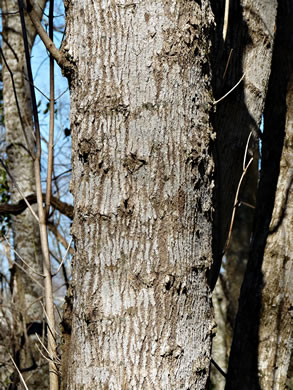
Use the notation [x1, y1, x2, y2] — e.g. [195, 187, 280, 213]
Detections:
[63, 1, 216, 388]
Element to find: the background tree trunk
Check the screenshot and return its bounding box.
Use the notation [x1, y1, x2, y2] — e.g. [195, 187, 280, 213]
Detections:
[209, 0, 277, 289]
[226, 2, 293, 389]
[1, 1, 48, 388]
[209, 1, 277, 388]
[210, 164, 258, 390]
[257, 70, 293, 390]
[63, 1, 216, 388]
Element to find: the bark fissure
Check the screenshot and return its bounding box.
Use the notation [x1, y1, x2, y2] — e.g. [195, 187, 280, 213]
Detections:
[64, 1, 215, 389]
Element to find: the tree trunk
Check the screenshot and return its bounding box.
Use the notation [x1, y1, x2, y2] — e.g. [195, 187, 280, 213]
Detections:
[226, 2, 293, 389]
[63, 1, 216, 388]
[210, 276, 231, 390]
[1, 1, 47, 388]
[209, 0, 277, 289]
[257, 73, 293, 390]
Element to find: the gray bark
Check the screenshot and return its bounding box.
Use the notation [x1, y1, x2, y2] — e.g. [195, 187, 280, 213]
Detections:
[1, 0, 48, 388]
[63, 1, 216, 388]
[210, 277, 230, 390]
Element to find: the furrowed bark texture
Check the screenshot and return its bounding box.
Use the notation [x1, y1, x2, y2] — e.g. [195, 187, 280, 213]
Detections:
[64, 1, 215, 388]
[209, 0, 277, 288]
[210, 277, 230, 390]
[226, 2, 293, 389]
[1, 1, 47, 388]
[257, 66, 293, 390]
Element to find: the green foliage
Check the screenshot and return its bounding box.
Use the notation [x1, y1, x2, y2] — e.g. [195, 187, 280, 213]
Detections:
[0, 168, 11, 236]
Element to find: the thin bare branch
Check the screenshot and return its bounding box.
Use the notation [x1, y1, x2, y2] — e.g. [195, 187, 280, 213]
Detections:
[23, 74, 50, 101]
[35, 333, 53, 361]
[4, 235, 45, 277]
[11, 258, 44, 289]
[243, 131, 252, 171]
[48, 223, 74, 254]
[45, 0, 55, 218]
[225, 157, 253, 252]
[40, 301, 59, 338]
[9, 354, 29, 390]
[223, 0, 230, 42]
[26, 0, 72, 72]
[55, 87, 69, 101]
[214, 73, 245, 105]
[53, 237, 73, 276]
[36, 342, 54, 364]
[0, 193, 73, 219]
[239, 200, 256, 209]
[223, 48, 233, 80]
[211, 358, 227, 378]
[224, 131, 255, 251]
[18, 2, 59, 388]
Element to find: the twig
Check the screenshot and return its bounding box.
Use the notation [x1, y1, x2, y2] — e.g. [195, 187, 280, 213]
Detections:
[23, 75, 50, 101]
[45, 0, 55, 218]
[26, 0, 72, 71]
[10, 258, 44, 289]
[224, 131, 254, 252]
[0, 193, 73, 219]
[4, 235, 45, 277]
[55, 87, 69, 101]
[50, 248, 70, 291]
[239, 200, 255, 209]
[214, 73, 245, 105]
[53, 237, 73, 276]
[35, 333, 53, 361]
[40, 302, 59, 338]
[225, 160, 253, 251]
[48, 223, 74, 253]
[243, 131, 252, 170]
[211, 358, 227, 378]
[18, 2, 59, 389]
[0, 11, 20, 16]
[223, 48, 233, 80]
[222, 0, 230, 42]
[9, 354, 29, 390]
[36, 342, 54, 364]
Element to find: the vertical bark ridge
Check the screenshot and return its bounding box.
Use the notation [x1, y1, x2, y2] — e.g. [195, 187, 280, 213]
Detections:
[65, 1, 215, 388]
